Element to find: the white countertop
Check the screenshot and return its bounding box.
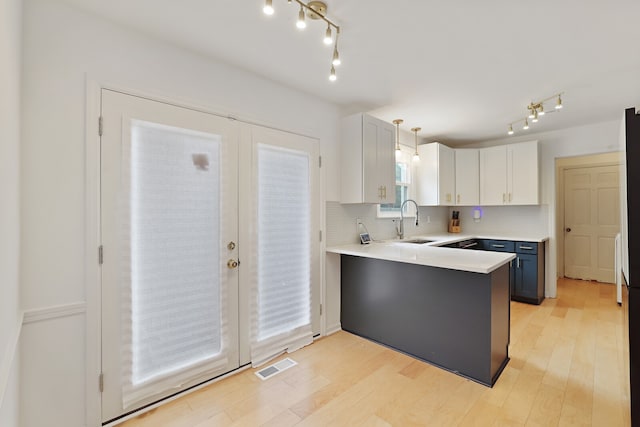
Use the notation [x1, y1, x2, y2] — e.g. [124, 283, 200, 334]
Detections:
[326, 232, 548, 274]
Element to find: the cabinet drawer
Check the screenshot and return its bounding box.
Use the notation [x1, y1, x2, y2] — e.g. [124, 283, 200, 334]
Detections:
[515, 241, 538, 254]
[483, 240, 514, 252]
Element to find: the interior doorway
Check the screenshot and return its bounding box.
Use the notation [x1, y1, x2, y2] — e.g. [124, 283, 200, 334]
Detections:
[556, 153, 622, 284]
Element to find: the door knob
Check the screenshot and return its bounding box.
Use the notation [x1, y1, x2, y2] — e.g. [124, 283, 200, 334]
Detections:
[566, 227, 571, 232]
[227, 259, 239, 269]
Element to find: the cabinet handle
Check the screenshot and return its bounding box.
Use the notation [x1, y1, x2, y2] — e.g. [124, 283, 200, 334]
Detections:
[519, 246, 533, 250]
[517, 257, 521, 268]
[457, 194, 460, 204]
[503, 193, 506, 203]
[383, 186, 387, 199]
[492, 244, 505, 248]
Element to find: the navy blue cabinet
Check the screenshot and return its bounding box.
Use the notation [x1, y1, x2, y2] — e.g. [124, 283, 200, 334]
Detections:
[513, 242, 545, 304]
[480, 239, 545, 305]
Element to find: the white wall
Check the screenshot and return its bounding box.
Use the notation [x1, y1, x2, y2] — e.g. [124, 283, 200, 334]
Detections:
[0, 0, 22, 425]
[21, 0, 340, 425]
[463, 119, 622, 297]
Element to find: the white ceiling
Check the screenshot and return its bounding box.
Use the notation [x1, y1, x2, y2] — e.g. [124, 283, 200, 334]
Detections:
[59, 0, 640, 143]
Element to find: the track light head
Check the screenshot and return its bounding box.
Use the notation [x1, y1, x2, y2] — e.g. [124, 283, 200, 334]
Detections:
[324, 25, 332, 45]
[263, 0, 274, 15]
[508, 124, 514, 135]
[523, 118, 529, 130]
[556, 94, 563, 109]
[296, 6, 306, 29]
[329, 65, 336, 81]
[538, 104, 545, 116]
[332, 45, 341, 66]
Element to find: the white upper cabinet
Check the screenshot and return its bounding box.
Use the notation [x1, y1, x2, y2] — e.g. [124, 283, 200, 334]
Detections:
[480, 141, 539, 205]
[415, 143, 455, 206]
[340, 113, 395, 204]
[454, 149, 479, 206]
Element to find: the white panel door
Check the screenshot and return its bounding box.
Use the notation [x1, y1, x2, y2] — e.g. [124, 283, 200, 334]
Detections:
[100, 90, 239, 423]
[564, 165, 621, 283]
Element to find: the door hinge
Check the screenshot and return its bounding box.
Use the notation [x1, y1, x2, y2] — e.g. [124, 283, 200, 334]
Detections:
[99, 373, 104, 392]
[319, 230, 323, 242]
[98, 116, 103, 136]
[319, 156, 322, 168]
[320, 304, 323, 315]
[98, 245, 104, 265]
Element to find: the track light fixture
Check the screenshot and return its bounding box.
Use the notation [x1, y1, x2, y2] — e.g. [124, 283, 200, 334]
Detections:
[507, 92, 564, 135]
[411, 127, 421, 161]
[393, 119, 403, 160]
[263, 0, 342, 82]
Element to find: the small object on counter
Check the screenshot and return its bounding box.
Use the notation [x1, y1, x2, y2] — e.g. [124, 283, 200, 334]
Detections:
[448, 210, 461, 233]
[359, 233, 371, 244]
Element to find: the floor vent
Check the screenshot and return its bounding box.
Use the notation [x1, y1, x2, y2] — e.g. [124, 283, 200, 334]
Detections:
[254, 358, 297, 381]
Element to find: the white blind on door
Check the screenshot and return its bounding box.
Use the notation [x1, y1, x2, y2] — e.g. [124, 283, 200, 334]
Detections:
[250, 144, 313, 366]
[121, 120, 229, 408]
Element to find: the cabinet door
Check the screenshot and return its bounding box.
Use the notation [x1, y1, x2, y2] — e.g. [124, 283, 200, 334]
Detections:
[514, 254, 538, 299]
[455, 149, 479, 205]
[508, 141, 539, 205]
[438, 145, 455, 205]
[377, 120, 396, 204]
[480, 145, 507, 205]
[362, 115, 395, 204]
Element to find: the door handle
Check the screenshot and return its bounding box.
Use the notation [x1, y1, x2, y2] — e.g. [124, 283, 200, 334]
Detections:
[566, 228, 571, 232]
[227, 259, 239, 269]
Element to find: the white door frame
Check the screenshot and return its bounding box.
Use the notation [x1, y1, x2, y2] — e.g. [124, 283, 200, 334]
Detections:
[555, 152, 623, 280]
[84, 79, 326, 426]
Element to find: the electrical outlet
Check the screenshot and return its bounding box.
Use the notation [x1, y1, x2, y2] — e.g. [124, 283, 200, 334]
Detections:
[356, 217, 362, 232]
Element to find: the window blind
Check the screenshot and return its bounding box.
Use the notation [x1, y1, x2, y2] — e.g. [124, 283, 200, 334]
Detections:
[121, 120, 229, 408]
[250, 144, 313, 366]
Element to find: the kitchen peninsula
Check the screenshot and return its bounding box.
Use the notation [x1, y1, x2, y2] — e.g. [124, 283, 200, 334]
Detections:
[327, 240, 516, 386]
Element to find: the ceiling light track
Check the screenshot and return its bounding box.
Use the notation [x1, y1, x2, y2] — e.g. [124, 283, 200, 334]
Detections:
[507, 93, 564, 136]
[263, 0, 342, 82]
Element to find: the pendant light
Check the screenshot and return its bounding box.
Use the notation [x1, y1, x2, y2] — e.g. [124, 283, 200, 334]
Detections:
[411, 127, 421, 161]
[393, 119, 403, 160]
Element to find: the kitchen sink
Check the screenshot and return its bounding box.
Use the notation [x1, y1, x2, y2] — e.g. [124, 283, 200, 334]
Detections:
[399, 238, 435, 244]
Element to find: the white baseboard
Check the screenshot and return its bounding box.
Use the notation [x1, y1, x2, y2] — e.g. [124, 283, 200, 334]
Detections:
[0, 312, 24, 410]
[325, 323, 342, 336]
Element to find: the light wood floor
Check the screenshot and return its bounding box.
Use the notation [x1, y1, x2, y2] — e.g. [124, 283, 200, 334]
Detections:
[120, 278, 630, 426]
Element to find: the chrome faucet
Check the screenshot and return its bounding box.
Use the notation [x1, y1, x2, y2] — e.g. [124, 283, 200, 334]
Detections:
[396, 199, 419, 240]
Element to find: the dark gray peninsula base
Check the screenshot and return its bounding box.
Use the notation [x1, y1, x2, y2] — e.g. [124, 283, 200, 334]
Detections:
[340, 254, 510, 387]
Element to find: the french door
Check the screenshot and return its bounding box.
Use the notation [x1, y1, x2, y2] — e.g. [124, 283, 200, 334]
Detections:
[99, 89, 320, 423]
[100, 90, 240, 422]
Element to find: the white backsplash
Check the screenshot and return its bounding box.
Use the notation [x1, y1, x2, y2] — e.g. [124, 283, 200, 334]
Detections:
[326, 202, 550, 246]
[448, 205, 550, 236]
[326, 202, 449, 246]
